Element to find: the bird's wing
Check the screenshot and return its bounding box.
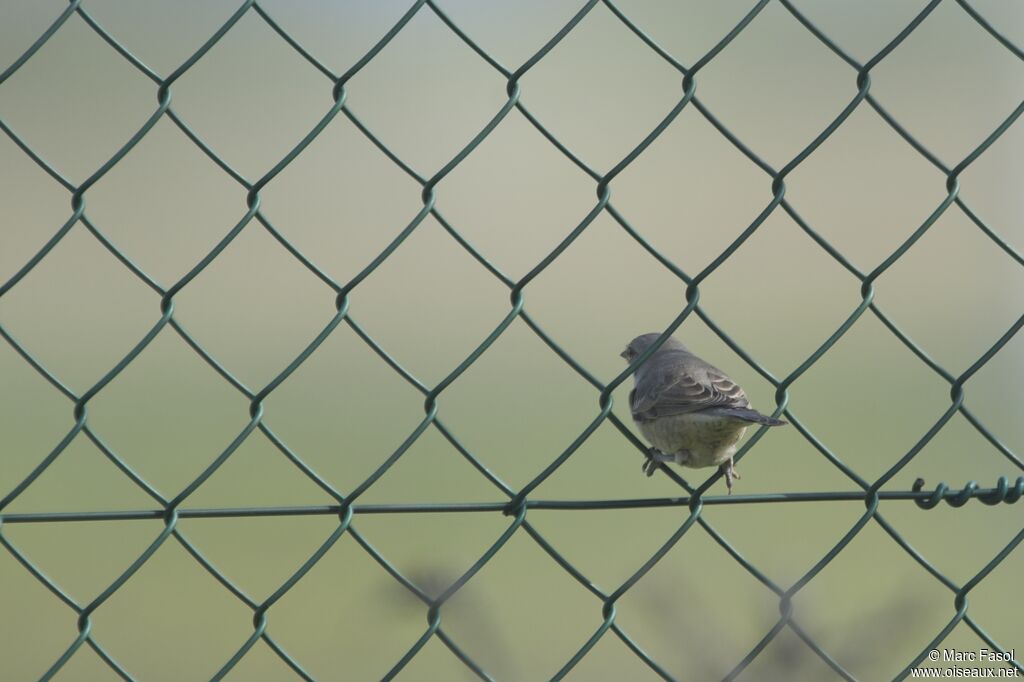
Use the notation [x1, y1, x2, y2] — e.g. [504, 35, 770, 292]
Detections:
[630, 357, 749, 421]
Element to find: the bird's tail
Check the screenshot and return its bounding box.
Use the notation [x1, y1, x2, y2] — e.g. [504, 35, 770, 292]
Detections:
[718, 408, 787, 426]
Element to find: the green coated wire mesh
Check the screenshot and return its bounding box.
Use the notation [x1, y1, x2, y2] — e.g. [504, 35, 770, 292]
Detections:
[1, 1, 1022, 680]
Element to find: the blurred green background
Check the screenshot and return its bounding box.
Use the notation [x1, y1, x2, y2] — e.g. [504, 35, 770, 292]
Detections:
[1, 1, 1022, 680]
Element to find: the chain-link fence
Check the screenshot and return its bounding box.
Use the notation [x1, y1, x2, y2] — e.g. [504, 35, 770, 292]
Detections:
[1, 1, 1022, 680]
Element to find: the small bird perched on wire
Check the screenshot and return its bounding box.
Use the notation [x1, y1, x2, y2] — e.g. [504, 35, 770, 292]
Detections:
[622, 333, 786, 493]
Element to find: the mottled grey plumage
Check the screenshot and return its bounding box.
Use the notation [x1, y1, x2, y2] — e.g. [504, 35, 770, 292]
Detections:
[621, 333, 786, 492]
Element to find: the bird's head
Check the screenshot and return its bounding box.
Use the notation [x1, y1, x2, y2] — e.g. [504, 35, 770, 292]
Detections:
[621, 333, 688, 363]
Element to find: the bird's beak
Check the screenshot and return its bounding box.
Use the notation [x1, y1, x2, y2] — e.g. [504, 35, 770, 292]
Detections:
[619, 349, 629, 359]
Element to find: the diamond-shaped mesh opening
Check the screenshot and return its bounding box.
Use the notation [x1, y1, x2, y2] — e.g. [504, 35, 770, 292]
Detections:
[0, 1, 1021, 679]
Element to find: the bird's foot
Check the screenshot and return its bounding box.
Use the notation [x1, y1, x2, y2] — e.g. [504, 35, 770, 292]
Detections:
[719, 459, 740, 494]
[642, 450, 674, 477]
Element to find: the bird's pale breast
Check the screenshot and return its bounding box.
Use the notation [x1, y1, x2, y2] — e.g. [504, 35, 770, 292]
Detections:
[637, 412, 747, 468]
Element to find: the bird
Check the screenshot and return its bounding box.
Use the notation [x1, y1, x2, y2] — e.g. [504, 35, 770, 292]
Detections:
[621, 333, 786, 493]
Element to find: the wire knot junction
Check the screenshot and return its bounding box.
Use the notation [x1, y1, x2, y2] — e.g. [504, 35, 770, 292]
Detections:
[912, 476, 1024, 509]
